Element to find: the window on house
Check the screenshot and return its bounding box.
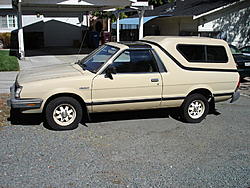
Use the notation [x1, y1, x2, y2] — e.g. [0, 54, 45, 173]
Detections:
[8, 15, 16, 28]
[0, 15, 16, 28]
[0, 15, 8, 28]
[177, 44, 228, 63]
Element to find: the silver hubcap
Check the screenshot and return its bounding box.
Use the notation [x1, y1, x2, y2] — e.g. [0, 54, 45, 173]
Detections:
[188, 100, 205, 119]
[53, 104, 76, 126]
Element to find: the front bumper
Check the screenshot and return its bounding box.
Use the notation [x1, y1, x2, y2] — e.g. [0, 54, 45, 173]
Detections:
[230, 91, 240, 103]
[7, 85, 43, 109]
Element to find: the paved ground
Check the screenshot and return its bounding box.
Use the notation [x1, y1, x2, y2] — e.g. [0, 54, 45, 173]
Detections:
[0, 54, 87, 93]
[0, 95, 249, 187]
[239, 77, 250, 97]
[19, 54, 87, 70]
[0, 72, 18, 93]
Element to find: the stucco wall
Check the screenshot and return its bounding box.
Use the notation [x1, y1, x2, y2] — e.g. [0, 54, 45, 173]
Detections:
[145, 16, 198, 36]
[198, 7, 250, 47]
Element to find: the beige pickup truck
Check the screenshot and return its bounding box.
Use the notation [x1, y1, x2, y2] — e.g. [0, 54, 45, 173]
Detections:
[8, 36, 240, 130]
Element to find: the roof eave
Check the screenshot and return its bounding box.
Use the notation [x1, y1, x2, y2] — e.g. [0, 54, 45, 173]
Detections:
[193, 0, 249, 22]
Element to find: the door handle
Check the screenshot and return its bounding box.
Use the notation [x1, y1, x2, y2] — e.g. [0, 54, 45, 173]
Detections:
[151, 78, 159, 82]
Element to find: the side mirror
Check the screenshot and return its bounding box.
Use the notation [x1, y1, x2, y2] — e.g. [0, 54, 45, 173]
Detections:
[105, 65, 116, 80]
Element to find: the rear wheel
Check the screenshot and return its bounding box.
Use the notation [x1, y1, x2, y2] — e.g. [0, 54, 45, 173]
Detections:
[180, 94, 209, 123]
[45, 97, 82, 130]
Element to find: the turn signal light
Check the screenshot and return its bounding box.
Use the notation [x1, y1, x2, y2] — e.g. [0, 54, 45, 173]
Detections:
[26, 103, 36, 107]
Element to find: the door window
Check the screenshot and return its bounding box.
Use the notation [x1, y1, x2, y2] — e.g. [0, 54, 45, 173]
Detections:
[112, 50, 158, 73]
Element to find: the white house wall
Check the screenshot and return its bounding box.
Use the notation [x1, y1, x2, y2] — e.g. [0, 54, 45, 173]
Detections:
[22, 15, 44, 32]
[0, 0, 12, 9]
[43, 17, 84, 27]
[198, 7, 250, 47]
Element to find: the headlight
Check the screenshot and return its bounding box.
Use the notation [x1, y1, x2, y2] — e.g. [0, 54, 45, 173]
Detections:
[15, 86, 22, 98]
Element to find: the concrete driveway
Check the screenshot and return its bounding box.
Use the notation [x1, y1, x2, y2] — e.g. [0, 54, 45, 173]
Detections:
[19, 54, 87, 70]
[0, 54, 87, 93]
[0, 72, 18, 93]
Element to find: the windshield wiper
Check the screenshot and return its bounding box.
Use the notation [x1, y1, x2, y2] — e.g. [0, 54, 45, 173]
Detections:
[75, 60, 87, 70]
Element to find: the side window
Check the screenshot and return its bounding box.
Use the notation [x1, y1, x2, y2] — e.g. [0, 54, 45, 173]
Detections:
[207, 46, 228, 63]
[112, 50, 158, 73]
[177, 45, 206, 62]
[177, 44, 228, 63]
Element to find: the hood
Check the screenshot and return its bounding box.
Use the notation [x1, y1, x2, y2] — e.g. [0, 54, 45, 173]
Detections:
[18, 63, 83, 84]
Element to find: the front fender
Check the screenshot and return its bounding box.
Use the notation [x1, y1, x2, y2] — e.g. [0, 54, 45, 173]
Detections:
[40, 87, 91, 110]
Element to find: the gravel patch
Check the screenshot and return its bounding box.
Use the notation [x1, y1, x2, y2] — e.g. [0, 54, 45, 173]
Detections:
[0, 95, 249, 187]
[0, 93, 10, 127]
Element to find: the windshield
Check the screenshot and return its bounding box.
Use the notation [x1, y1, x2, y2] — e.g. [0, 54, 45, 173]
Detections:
[80, 45, 119, 73]
[230, 45, 242, 55]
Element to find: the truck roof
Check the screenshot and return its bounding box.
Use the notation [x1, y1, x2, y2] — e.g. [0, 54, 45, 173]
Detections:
[142, 36, 228, 46]
[108, 36, 228, 50]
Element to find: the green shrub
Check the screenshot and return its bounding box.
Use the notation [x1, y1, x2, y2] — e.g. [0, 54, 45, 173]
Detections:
[0, 50, 19, 71]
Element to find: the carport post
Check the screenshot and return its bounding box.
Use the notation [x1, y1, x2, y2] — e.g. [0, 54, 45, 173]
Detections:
[116, 13, 120, 42]
[138, 9, 145, 40]
[18, 0, 25, 59]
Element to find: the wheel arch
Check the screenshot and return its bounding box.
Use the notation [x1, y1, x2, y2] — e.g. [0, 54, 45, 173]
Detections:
[42, 93, 90, 121]
[187, 88, 213, 99]
[186, 88, 215, 113]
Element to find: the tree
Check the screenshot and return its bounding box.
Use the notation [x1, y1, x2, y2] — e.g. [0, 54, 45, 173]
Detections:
[92, 8, 128, 23]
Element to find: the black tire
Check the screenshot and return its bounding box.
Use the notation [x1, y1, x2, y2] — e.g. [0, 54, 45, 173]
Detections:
[180, 93, 209, 123]
[45, 97, 83, 130]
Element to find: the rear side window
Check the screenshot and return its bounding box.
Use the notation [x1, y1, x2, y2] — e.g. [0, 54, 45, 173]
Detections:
[207, 46, 228, 63]
[177, 45, 205, 62]
[177, 44, 228, 63]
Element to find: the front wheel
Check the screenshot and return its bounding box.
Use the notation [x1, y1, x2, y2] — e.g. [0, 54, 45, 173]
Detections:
[45, 97, 83, 130]
[180, 94, 209, 123]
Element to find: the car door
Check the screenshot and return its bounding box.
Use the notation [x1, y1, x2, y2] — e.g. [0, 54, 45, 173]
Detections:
[91, 49, 163, 112]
